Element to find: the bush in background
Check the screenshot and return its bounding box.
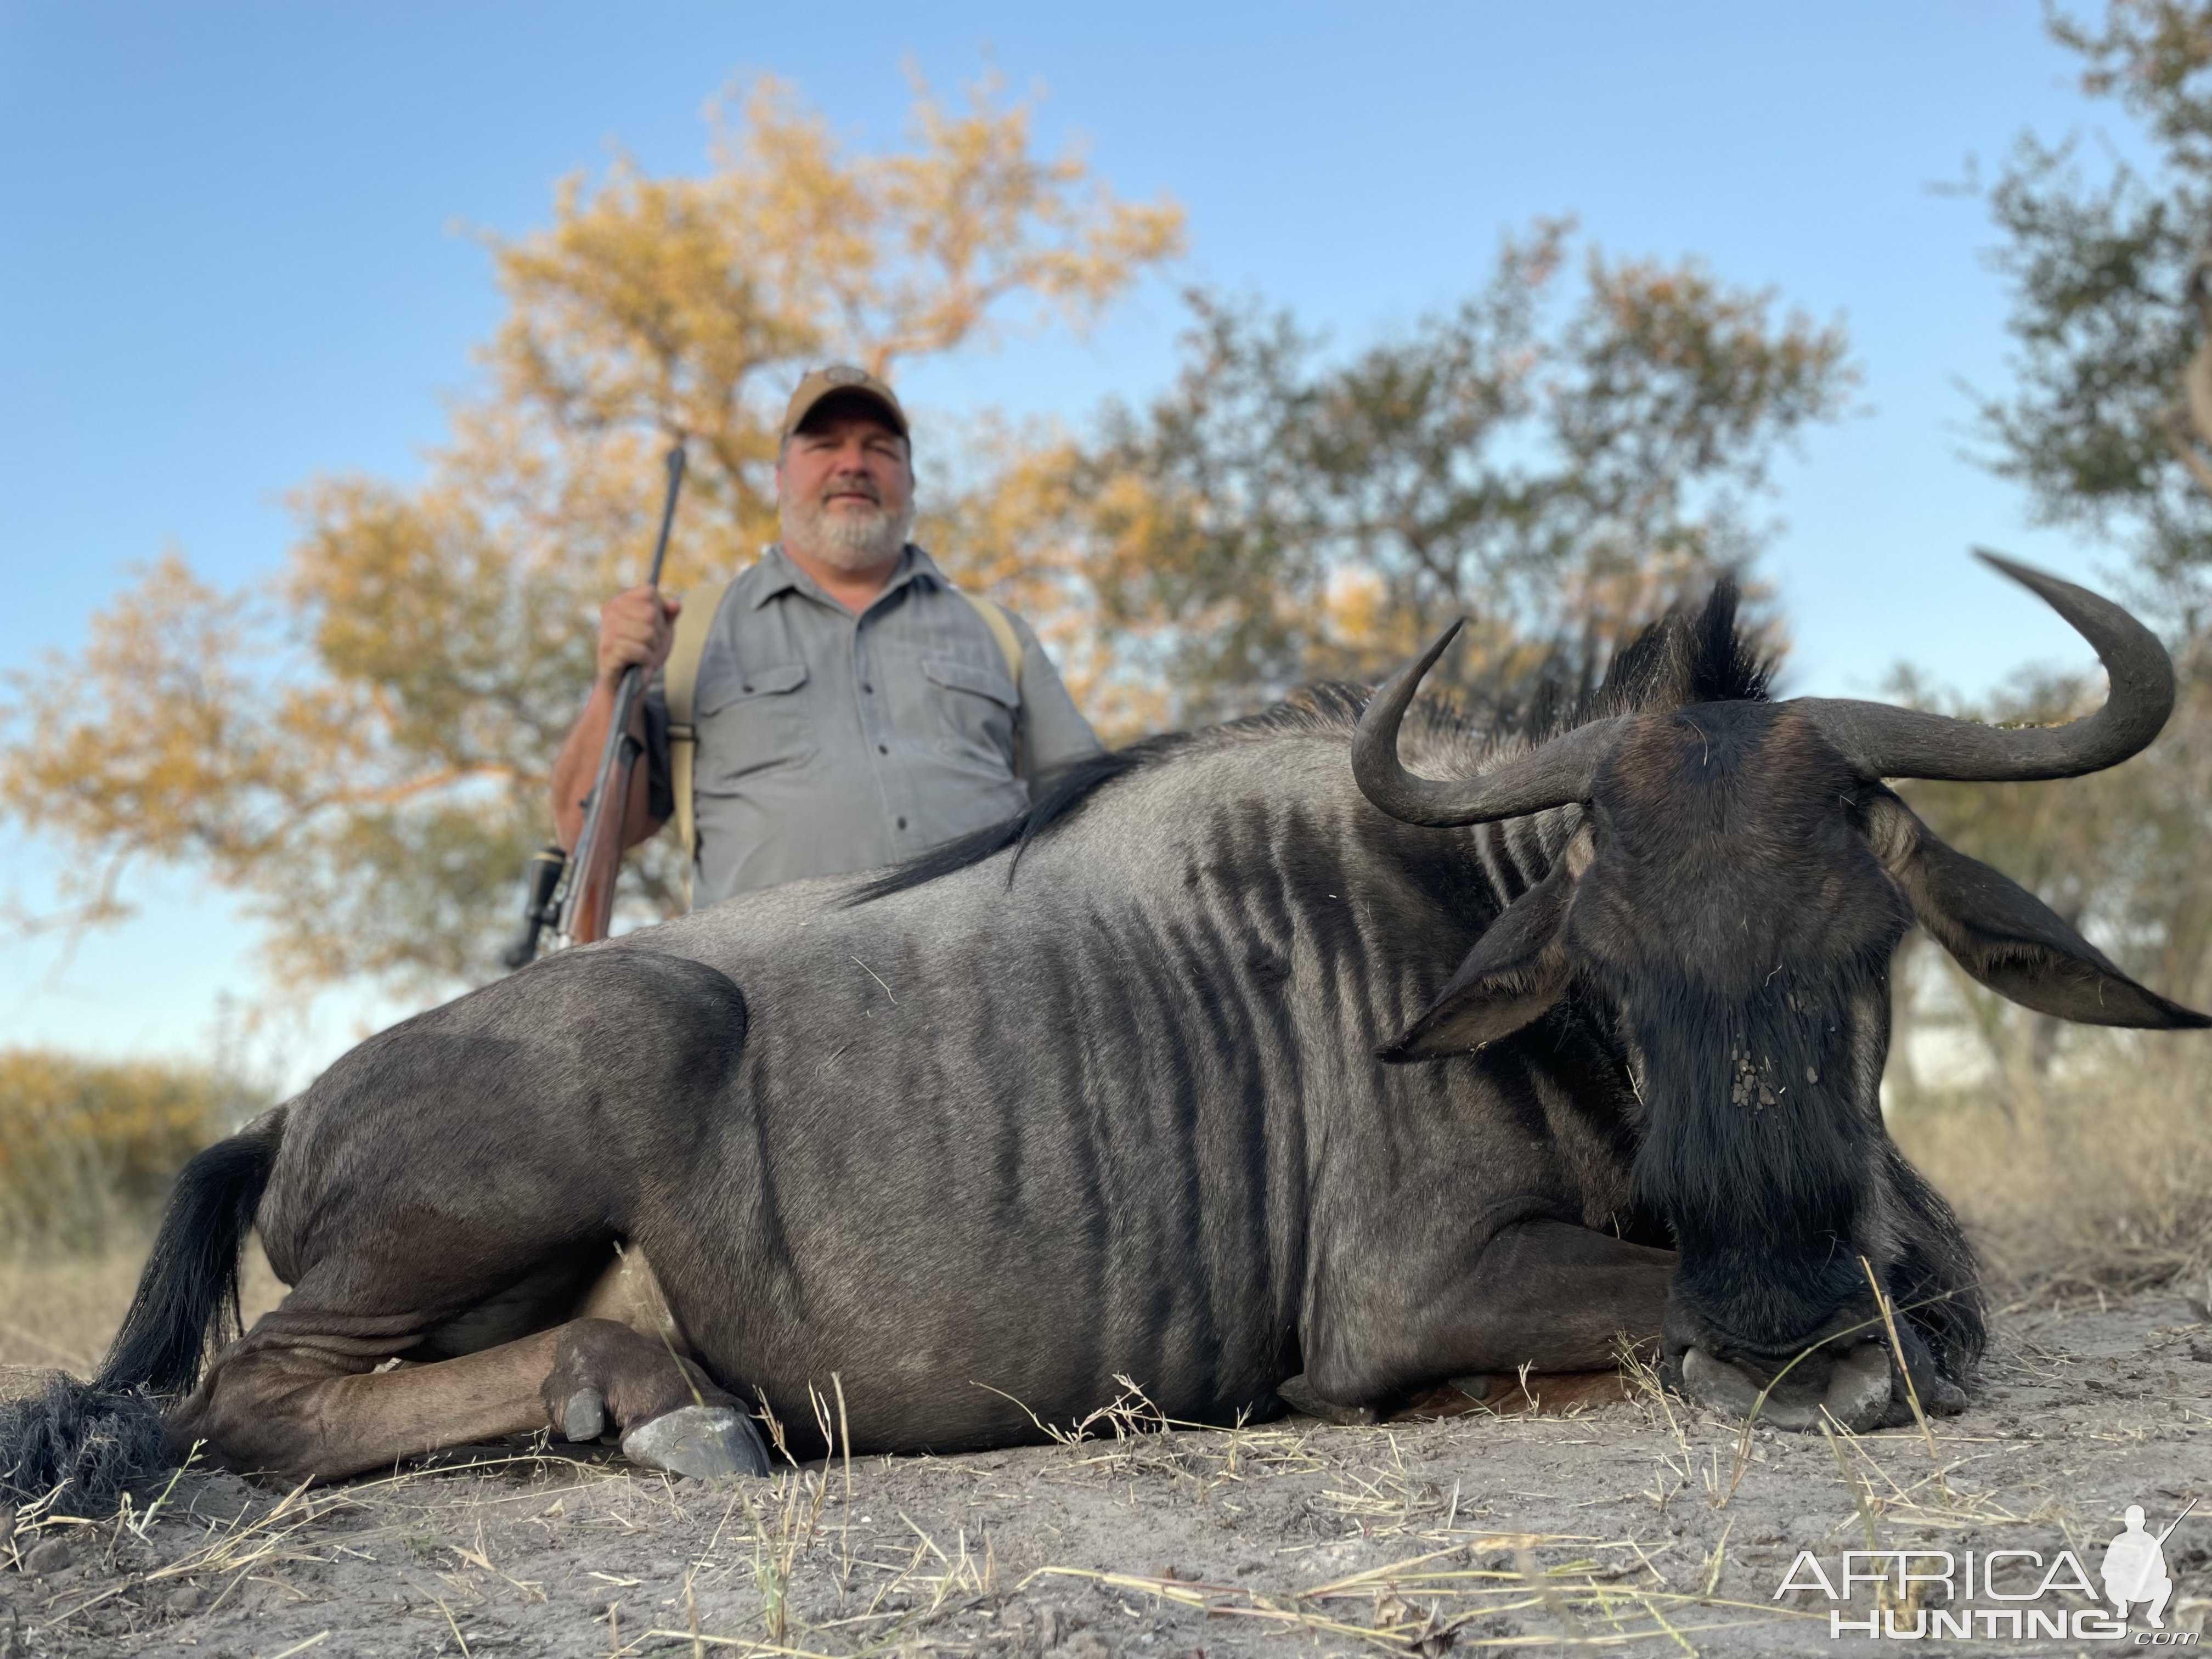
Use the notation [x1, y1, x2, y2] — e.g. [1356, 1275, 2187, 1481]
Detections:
[0, 1050, 262, 1253]
[1895, 1044, 2212, 1304]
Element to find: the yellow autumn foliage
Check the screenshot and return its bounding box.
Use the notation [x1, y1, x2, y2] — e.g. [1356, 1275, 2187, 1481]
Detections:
[0, 70, 1183, 994]
[0, 1051, 257, 1252]
[0, 76, 1854, 1000]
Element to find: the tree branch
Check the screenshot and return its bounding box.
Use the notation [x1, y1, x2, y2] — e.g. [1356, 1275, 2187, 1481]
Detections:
[2158, 399, 2212, 500]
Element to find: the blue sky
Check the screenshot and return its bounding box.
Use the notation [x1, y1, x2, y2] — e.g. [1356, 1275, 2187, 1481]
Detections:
[0, 3, 2162, 1080]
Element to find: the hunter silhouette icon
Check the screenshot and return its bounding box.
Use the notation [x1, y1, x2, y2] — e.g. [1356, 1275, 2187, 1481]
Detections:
[2103, 1499, 2195, 1627]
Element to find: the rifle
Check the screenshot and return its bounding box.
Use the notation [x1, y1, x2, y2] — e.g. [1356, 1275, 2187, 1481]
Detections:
[2157, 1497, 2199, 1545]
[499, 843, 568, 970]
[500, 443, 687, 968]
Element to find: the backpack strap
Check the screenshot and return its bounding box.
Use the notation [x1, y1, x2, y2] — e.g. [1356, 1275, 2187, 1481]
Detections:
[957, 588, 1026, 757]
[663, 578, 732, 866]
[957, 588, 1025, 687]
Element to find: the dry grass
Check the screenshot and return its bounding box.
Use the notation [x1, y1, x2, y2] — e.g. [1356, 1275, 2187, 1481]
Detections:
[1023, 1539, 1822, 1654]
[4, 1278, 2204, 1654]
[0, 1236, 284, 1396]
[5, 1430, 1808, 1657]
[1894, 1045, 2212, 1304]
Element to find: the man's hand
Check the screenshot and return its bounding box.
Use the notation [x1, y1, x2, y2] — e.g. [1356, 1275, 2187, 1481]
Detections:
[552, 585, 680, 853]
[598, 586, 681, 688]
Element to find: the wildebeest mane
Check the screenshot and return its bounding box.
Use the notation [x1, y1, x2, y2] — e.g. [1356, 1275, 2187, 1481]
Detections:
[852, 580, 1773, 903]
[1582, 577, 1771, 719]
[850, 744, 1161, 901]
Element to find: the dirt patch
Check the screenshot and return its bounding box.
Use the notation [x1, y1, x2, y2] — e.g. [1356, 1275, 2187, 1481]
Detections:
[3, 1291, 2209, 1657]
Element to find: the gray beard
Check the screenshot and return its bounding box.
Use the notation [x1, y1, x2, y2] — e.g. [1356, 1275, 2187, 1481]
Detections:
[781, 492, 913, 574]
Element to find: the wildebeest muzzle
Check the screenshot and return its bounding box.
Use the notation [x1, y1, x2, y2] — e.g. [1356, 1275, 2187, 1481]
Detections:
[1660, 1291, 1966, 1433]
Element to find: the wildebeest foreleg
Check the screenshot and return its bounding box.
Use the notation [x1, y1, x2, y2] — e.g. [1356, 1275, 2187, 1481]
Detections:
[1444, 1220, 1675, 1373]
[1304, 1219, 1673, 1408]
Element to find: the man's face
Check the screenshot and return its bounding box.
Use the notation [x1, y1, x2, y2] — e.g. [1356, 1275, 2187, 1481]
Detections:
[775, 410, 915, 574]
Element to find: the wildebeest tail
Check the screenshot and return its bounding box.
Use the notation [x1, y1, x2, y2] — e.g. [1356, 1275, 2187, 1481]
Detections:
[0, 1109, 284, 1510]
[98, 1105, 287, 1398]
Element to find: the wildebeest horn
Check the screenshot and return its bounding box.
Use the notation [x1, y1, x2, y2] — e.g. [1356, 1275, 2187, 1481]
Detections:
[1795, 552, 2177, 781]
[1353, 619, 1626, 826]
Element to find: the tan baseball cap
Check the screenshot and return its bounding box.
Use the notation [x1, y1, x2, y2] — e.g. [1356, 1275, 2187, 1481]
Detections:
[781, 364, 909, 442]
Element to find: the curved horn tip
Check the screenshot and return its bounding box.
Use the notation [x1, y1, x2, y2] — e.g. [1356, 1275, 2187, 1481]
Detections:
[1798, 547, 2173, 783]
[1417, 617, 1468, 669]
[1971, 546, 2084, 601]
[1369, 618, 1470, 710]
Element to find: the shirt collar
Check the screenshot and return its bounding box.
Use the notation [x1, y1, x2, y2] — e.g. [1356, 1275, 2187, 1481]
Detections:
[749, 543, 947, 611]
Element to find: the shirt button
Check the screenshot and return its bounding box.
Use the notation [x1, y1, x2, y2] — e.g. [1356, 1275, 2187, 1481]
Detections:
[862, 682, 874, 693]
[877, 743, 889, 755]
[896, 816, 907, 830]
[741, 683, 754, 693]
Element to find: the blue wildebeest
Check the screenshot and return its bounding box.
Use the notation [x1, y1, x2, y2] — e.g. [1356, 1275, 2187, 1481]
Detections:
[5, 555, 2202, 1498]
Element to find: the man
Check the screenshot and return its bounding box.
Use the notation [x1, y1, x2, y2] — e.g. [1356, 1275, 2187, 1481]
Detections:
[550, 365, 1101, 905]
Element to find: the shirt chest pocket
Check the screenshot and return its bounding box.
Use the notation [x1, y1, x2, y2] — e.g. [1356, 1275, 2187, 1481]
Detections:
[921, 653, 1019, 768]
[695, 661, 817, 788]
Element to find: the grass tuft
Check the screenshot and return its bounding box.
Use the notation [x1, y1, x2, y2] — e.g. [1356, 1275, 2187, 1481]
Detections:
[1894, 1049, 2212, 1304]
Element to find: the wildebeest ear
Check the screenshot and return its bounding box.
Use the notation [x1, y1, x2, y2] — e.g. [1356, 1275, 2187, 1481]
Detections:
[1871, 795, 2211, 1029]
[1380, 861, 1575, 1062]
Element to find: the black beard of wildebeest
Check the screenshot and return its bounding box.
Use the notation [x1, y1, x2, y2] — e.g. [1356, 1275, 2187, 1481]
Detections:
[4, 555, 2204, 1506]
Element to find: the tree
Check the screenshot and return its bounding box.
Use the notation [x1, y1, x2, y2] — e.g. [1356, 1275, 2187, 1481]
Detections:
[1035, 222, 1856, 727]
[0, 1048, 262, 1251]
[1976, 0, 2212, 621]
[1900, 2, 2212, 1084]
[3, 82, 1858, 1008]
[0, 74, 1182, 996]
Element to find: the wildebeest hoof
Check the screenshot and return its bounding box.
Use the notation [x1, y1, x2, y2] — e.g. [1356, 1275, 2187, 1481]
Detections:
[1881, 1364, 1968, 1426]
[1275, 1373, 1379, 1426]
[557, 1386, 607, 1444]
[620, 1404, 770, 1479]
[1917, 1370, 1967, 1415]
[1680, 1342, 1891, 1432]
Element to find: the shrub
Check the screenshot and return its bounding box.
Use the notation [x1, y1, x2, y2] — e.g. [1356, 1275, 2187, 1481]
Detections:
[0, 1051, 259, 1252]
[1894, 1048, 2212, 1302]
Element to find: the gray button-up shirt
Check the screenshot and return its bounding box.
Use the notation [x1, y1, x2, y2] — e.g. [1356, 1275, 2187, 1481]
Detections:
[650, 543, 1102, 906]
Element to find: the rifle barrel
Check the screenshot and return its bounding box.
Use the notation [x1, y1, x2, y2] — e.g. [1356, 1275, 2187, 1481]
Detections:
[550, 442, 689, 952]
[643, 443, 686, 589]
[2157, 1496, 2198, 1544]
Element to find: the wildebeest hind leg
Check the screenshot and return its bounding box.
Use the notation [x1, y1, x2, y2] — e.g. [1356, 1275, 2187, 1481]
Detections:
[539, 1317, 768, 1478]
[177, 1286, 767, 1484]
[173, 1305, 568, 1483]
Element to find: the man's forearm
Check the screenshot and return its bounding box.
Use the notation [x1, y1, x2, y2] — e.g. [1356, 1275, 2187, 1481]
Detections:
[550, 681, 662, 851]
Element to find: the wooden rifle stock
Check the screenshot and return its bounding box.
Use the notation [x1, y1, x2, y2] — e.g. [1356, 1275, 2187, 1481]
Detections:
[526, 443, 687, 958]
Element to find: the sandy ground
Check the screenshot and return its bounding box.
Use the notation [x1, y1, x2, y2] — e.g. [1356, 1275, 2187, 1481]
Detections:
[2, 1283, 2209, 1658]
